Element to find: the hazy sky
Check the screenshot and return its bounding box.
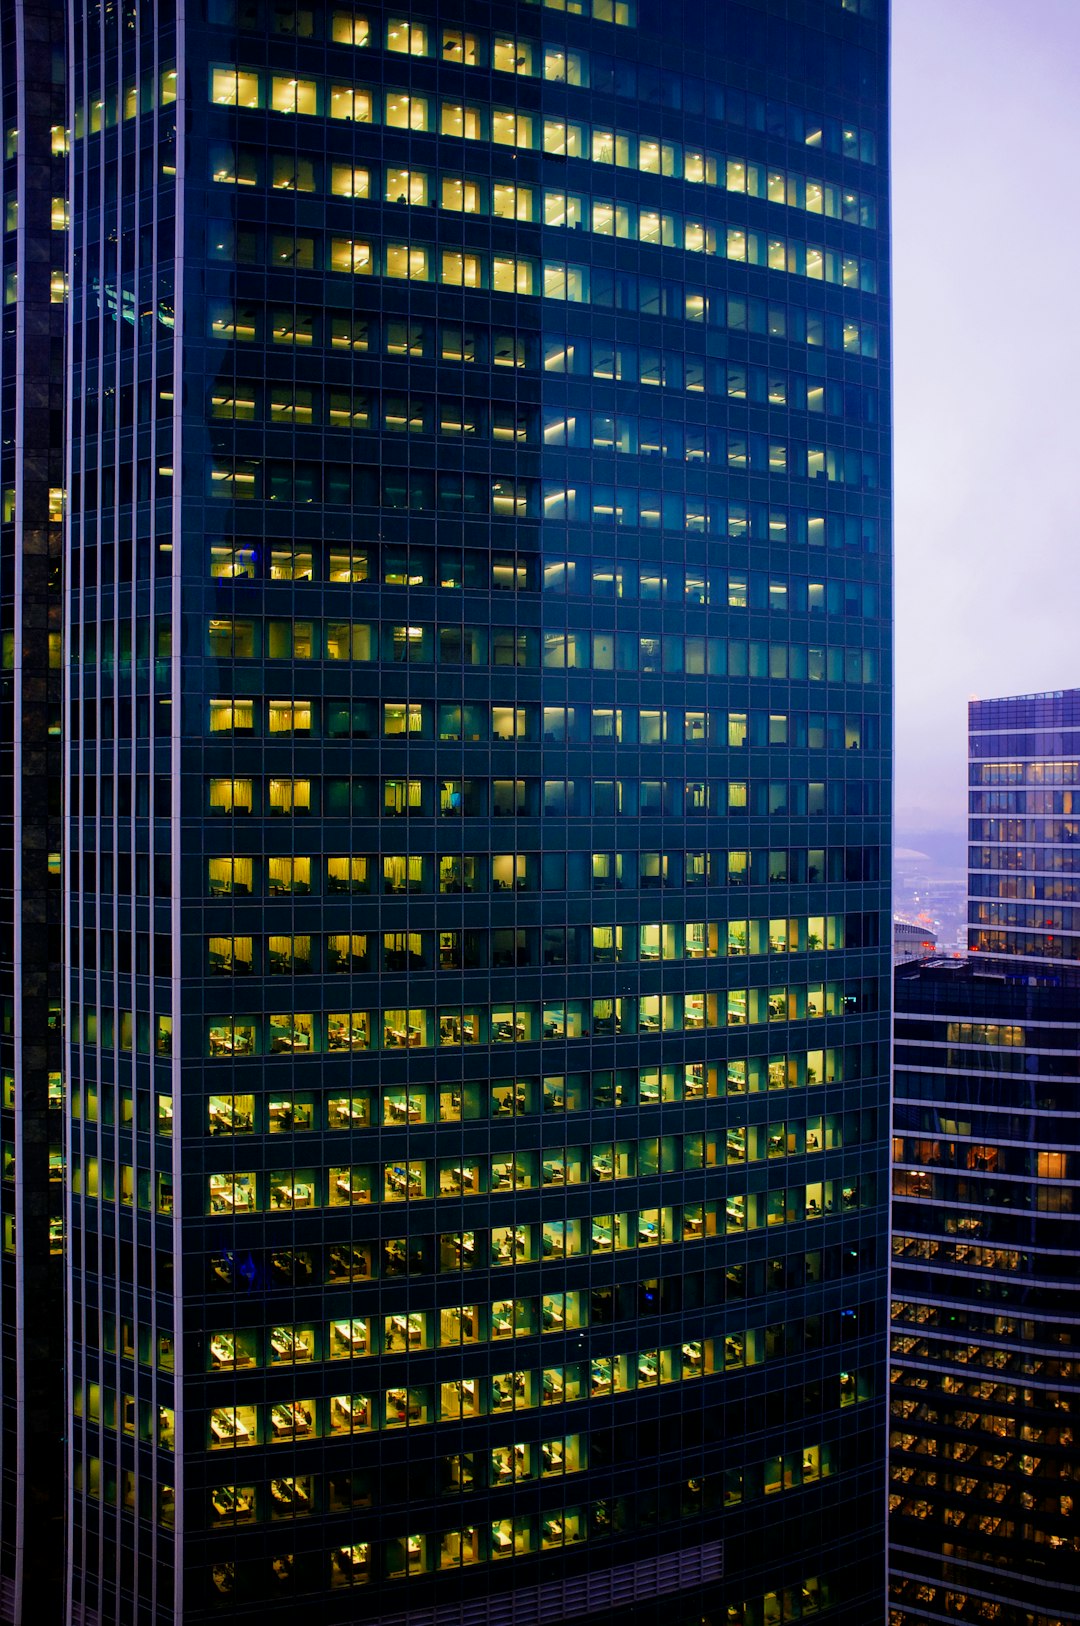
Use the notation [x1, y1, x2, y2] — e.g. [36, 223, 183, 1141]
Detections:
[892, 0, 1080, 837]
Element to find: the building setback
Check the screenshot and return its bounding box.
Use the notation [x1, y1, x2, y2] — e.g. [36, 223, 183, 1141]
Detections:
[59, 0, 892, 1622]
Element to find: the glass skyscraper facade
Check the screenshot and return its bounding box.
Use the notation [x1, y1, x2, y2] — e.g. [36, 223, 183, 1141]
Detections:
[890, 965, 1080, 1626]
[969, 689, 1080, 982]
[61, 1, 893, 1622]
[0, 0, 67, 1616]
[889, 690, 1080, 1626]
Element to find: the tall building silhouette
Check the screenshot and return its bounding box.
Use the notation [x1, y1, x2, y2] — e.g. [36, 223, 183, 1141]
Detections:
[968, 689, 1080, 980]
[890, 691, 1080, 1626]
[0, 0, 68, 1616]
[30, 0, 895, 1621]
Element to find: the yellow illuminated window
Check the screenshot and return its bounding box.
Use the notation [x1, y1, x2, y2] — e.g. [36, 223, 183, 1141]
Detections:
[493, 37, 533, 74]
[330, 164, 369, 198]
[493, 183, 531, 221]
[211, 68, 259, 107]
[208, 778, 252, 814]
[209, 699, 254, 734]
[271, 76, 316, 114]
[331, 11, 370, 46]
[441, 176, 481, 214]
[268, 779, 311, 815]
[385, 244, 429, 280]
[329, 238, 372, 274]
[492, 109, 531, 147]
[492, 257, 533, 295]
[441, 251, 480, 288]
[441, 29, 478, 64]
[386, 18, 428, 54]
[386, 92, 428, 130]
[386, 168, 428, 206]
[51, 197, 68, 231]
[268, 701, 312, 734]
[328, 85, 372, 122]
[441, 102, 481, 140]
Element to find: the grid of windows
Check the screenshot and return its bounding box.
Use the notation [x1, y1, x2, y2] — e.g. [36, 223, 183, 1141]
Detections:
[890, 966, 1080, 1626]
[65, 0, 891, 1622]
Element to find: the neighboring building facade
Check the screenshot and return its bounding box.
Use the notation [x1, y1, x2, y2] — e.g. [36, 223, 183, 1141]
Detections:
[889, 687, 1080, 1626]
[892, 919, 936, 967]
[890, 961, 1080, 1626]
[63, 2, 893, 1624]
[969, 688, 1080, 982]
[0, 0, 68, 1617]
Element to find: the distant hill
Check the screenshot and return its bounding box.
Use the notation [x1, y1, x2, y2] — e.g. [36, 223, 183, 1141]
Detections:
[894, 827, 967, 877]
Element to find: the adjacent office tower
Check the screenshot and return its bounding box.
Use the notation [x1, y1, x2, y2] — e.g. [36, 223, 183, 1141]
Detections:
[64, 1, 893, 1622]
[968, 689, 1080, 981]
[0, 0, 68, 1618]
[889, 691, 1080, 1626]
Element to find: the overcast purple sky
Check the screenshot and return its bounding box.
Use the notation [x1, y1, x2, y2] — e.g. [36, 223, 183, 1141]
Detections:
[892, 0, 1080, 838]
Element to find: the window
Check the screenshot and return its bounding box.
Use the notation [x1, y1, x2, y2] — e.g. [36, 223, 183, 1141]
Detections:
[441, 176, 481, 213]
[271, 76, 316, 114]
[442, 102, 482, 140]
[493, 37, 533, 74]
[212, 68, 260, 108]
[328, 85, 373, 122]
[493, 183, 532, 221]
[441, 250, 481, 288]
[492, 109, 532, 147]
[442, 29, 479, 65]
[386, 168, 428, 206]
[385, 244, 429, 280]
[331, 165, 369, 198]
[209, 778, 252, 815]
[209, 699, 253, 734]
[330, 238, 373, 274]
[331, 11, 370, 45]
[386, 91, 428, 130]
[387, 17, 428, 53]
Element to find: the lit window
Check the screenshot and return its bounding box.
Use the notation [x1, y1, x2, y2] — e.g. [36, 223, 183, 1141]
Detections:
[329, 238, 372, 274]
[493, 183, 531, 221]
[211, 68, 260, 108]
[492, 257, 533, 295]
[270, 76, 316, 114]
[385, 168, 428, 206]
[330, 164, 369, 198]
[492, 37, 533, 74]
[441, 29, 478, 65]
[441, 176, 481, 213]
[330, 11, 370, 46]
[386, 92, 428, 131]
[385, 243, 429, 280]
[441, 251, 481, 288]
[386, 18, 428, 54]
[492, 109, 531, 147]
[328, 85, 372, 122]
[441, 102, 482, 140]
[209, 700, 254, 734]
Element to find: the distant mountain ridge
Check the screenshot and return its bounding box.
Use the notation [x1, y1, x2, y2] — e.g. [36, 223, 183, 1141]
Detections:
[894, 827, 968, 878]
